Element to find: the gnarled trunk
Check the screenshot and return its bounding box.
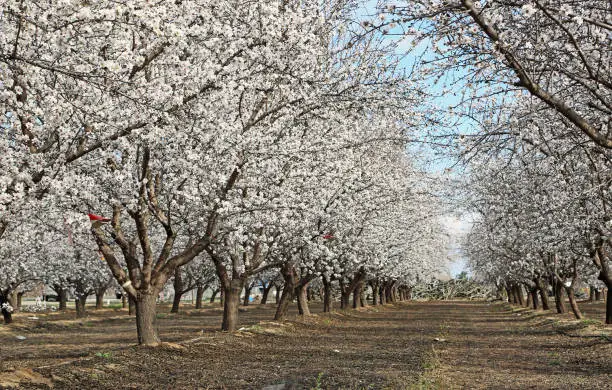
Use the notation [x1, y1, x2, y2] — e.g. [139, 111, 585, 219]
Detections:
[535, 278, 550, 310]
[606, 287, 611, 324]
[195, 286, 204, 309]
[260, 284, 272, 304]
[243, 284, 253, 306]
[385, 282, 394, 303]
[222, 280, 243, 331]
[16, 292, 23, 310]
[171, 291, 183, 313]
[352, 284, 360, 309]
[129, 296, 136, 316]
[371, 281, 379, 306]
[171, 267, 183, 313]
[59, 289, 68, 311]
[0, 293, 12, 324]
[1, 308, 11, 324]
[339, 279, 351, 309]
[95, 288, 106, 310]
[297, 282, 310, 316]
[274, 285, 282, 303]
[322, 276, 332, 312]
[210, 288, 219, 304]
[554, 281, 567, 314]
[135, 293, 161, 346]
[274, 277, 296, 320]
[275, 264, 298, 320]
[590, 247, 611, 323]
[525, 288, 532, 308]
[531, 288, 539, 310]
[359, 285, 366, 307]
[52, 285, 68, 310]
[514, 285, 525, 306]
[504, 286, 512, 303]
[75, 297, 87, 318]
[565, 286, 583, 319]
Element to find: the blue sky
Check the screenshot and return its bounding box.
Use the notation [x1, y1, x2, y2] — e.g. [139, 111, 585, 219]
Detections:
[360, 0, 474, 277]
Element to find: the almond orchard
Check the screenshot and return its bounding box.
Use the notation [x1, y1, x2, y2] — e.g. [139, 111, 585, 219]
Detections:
[0, 1, 610, 389]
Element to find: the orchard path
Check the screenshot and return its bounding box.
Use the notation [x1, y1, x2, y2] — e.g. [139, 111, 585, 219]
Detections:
[1, 301, 610, 389]
[428, 301, 611, 389]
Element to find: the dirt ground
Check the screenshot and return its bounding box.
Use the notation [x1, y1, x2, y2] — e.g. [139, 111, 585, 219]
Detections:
[0, 300, 610, 389]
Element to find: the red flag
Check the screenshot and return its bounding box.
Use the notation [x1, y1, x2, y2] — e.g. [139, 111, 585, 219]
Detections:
[88, 213, 110, 222]
[323, 234, 334, 239]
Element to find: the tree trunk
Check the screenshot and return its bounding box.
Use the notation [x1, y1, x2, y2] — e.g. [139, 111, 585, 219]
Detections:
[210, 288, 219, 304]
[171, 291, 183, 313]
[261, 284, 272, 304]
[129, 296, 136, 316]
[122, 294, 127, 309]
[589, 286, 596, 302]
[171, 267, 183, 313]
[511, 285, 518, 304]
[0, 293, 12, 324]
[75, 297, 87, 318]
[1, 308, 11, 324]
[522, 284, 530, 307]
[16, 292, 23, 309]
[352, 285, 360, 309]
[340, 282, 351, 309]
[7, 291, 18, 313]
[515, 285, 525, 306]
[385, 283, 394, 303]
[243, 285, 253, 306]
[219, 287, 225, 306]
[379, 284, 385, 305]
[135, 293, 161, 346]
[275, 285, 282, 303]
[58, 289, 68, 311]
[195, 286, 204, 309]
[565, 286, 583, 319]
[95, 289, 105, 310]
[221, 280, 243, 331]
[322, 276, 332, 313]
[535, 278, 550, 310]
[606, 287, 611, 324]
[504, 285, 512, 303]
[595, 289, 603, 301]
[274, 280, 296, 320]
[554, 281, 567, 314]
[359, 284, 366, 307]
[297, 283, 310, 316]
[525, 288, 532, 308]
[531, 288, 539, 310]
[371, 281, 379, 306]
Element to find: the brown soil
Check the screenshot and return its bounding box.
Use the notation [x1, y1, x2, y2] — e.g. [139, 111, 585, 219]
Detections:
[0, 301, 609, 389]
[431, 301, 611, 390]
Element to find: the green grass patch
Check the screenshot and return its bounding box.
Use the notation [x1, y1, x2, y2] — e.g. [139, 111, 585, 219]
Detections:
[94, 351, 112, 359]
[579, 319, 600, 326]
